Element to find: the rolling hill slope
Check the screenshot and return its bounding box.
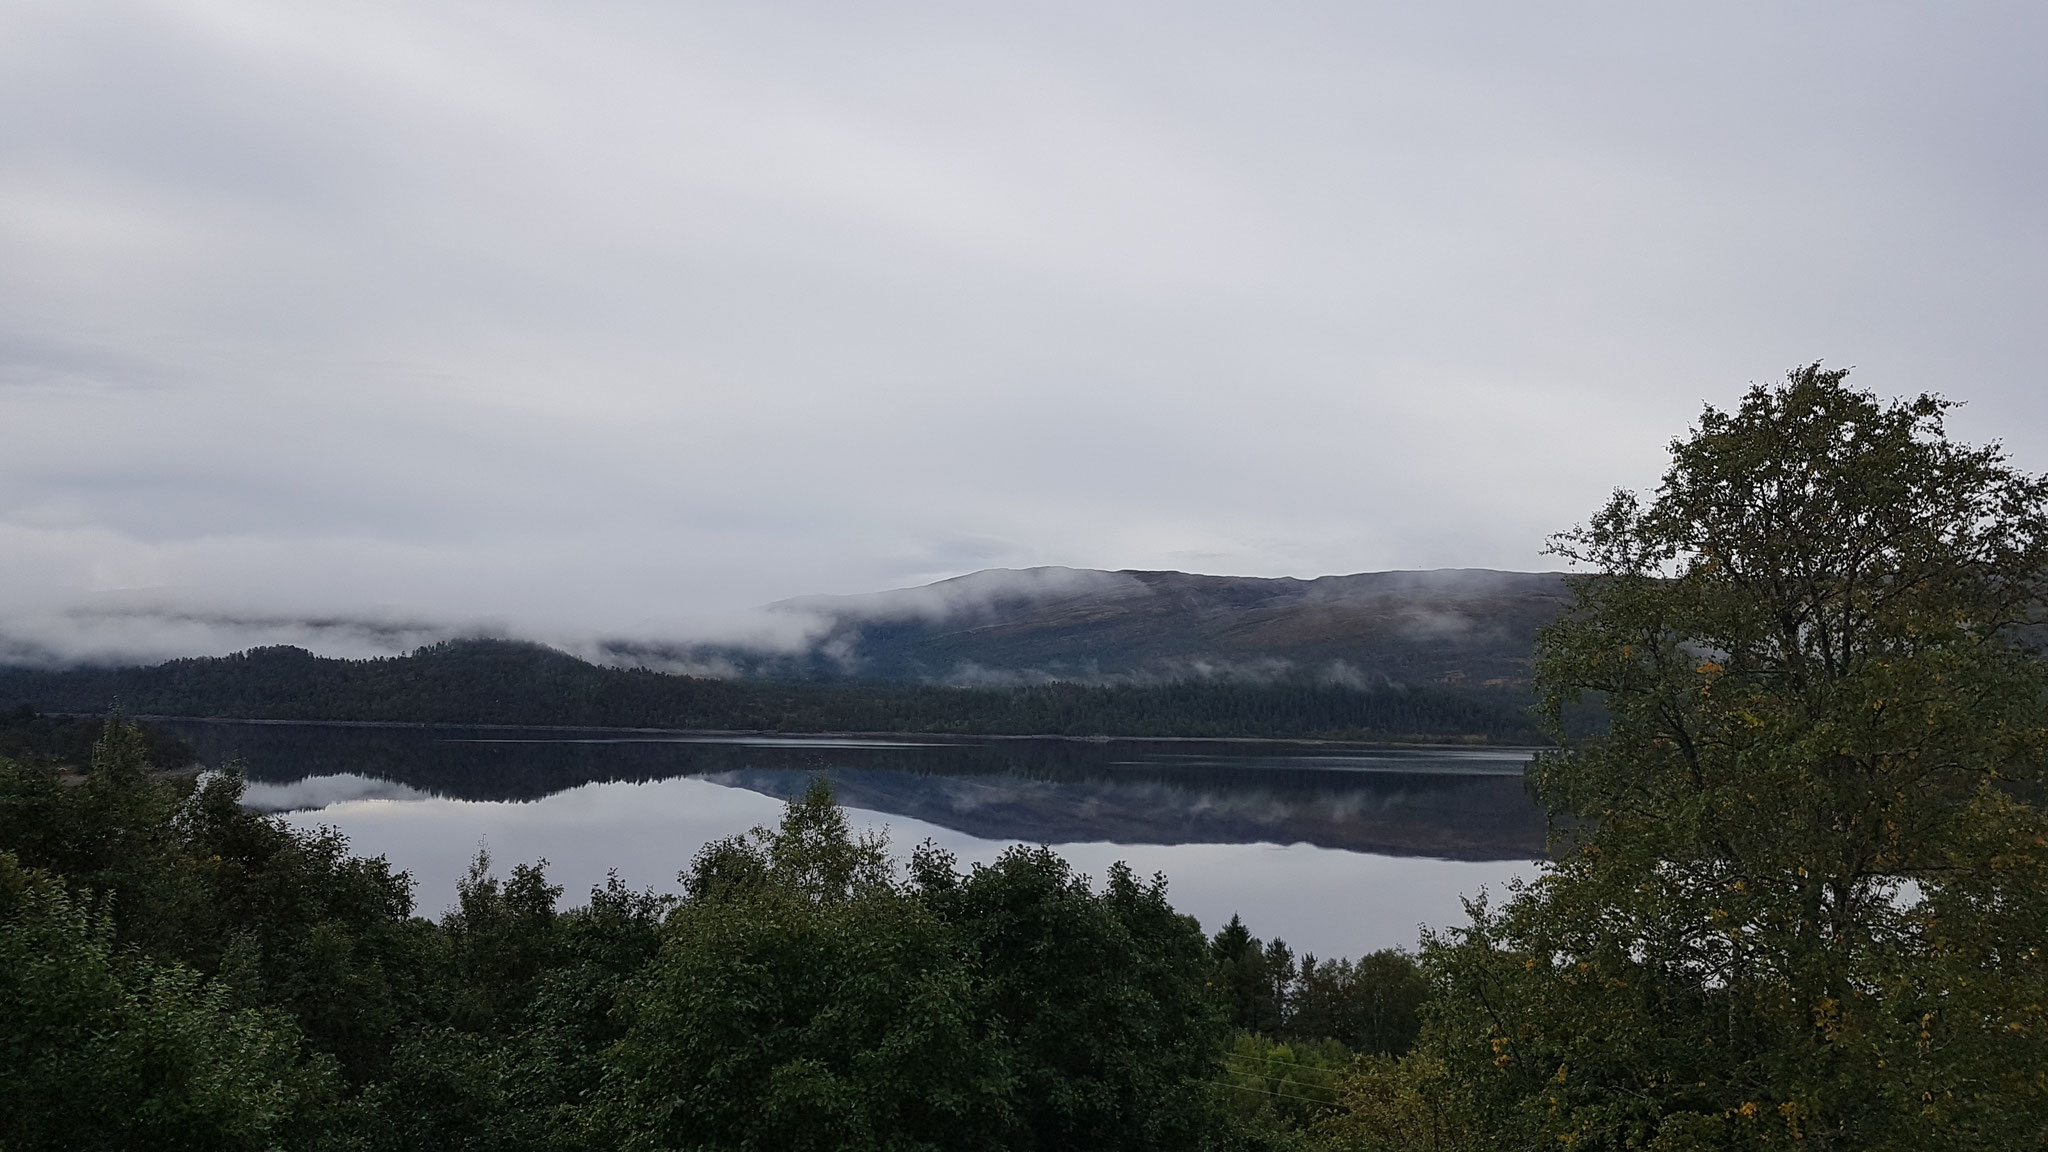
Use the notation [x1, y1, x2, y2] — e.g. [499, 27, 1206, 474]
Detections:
[617, 567, 1573, 689]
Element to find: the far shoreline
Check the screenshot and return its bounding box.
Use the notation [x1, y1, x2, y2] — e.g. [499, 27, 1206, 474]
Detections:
[117, 712, 1552, 755]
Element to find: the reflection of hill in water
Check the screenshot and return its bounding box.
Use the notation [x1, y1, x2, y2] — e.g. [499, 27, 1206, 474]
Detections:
[160, 720, 1547, 861]
[711, 767, 1543, 860]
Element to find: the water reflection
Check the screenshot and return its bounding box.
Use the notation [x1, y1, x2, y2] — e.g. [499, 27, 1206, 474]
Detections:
[241, 773, 432, 810]
[168, 721, 1545, 858]
[160, 720, 1550, 956]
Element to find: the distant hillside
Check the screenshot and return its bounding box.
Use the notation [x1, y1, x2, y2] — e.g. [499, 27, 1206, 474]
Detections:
[0, 639, 1544, 743]
[610, 567, 1573, 689]
[1, 567, 1577, 693]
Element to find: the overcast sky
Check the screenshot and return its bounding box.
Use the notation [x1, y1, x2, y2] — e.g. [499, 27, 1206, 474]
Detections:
[4, 1, 2046, 661]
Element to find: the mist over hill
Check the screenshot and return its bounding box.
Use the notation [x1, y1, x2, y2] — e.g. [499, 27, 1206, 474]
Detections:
[603, 567, 1572, 689]
[0, 639, 1544, 743]
[0, 567, 1573, 741]
[0, 567, 1575, 694]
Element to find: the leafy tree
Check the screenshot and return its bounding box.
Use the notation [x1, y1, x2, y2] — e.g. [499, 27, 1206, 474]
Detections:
[507, 874, 674, 1151]
[339, 865, 673, 1152]
[601, 781, 1014, 1152]
[604, 783, 1237, 1151]
[917, 841, 1228, 1152]
[0, 852, 326, 1152]
[170, 766, 427, 1082]
[0, 719, 430, 1085]
[441, 849, 566, 1034]
[1214, 1032, 1351, 1136]
[1290, 950, 1427, 1058]
[1212, 914, 1427, 1057]
[1310, 1053, 1469, 1152]
[1424, 367, 2048, 1147]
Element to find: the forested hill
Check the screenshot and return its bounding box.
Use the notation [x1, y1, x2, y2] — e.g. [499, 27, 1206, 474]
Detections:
[617, 566, 1572, 687]
[0, 639, 1540, 742]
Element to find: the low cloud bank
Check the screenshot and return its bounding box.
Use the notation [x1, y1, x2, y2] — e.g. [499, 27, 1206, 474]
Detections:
[0, 593, 841, 672]
[774, 566, 1148, 624]
[0, 606, 470, 669]
[1, 566, 1560, 693]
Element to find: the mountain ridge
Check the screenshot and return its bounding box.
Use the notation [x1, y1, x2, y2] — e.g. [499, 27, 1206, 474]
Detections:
[611, 565, 1574, 689]
[1, 566, 1578, 695]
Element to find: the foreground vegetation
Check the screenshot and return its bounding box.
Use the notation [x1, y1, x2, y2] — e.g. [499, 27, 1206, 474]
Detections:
[6, 367, 2047, 1148]
[1418, 368, 2048, 1147]
[0, 715, 1426, 1150]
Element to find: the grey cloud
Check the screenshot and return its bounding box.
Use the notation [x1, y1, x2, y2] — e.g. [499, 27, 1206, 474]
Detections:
[934, 661, 1085, 689]
[2, 2, 2045, 661]
[775, 566, 1148, 625]
[0, 604, 474, 668]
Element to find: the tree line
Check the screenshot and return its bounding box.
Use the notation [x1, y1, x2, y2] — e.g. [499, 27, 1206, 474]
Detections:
[0, 644, 1541, 742]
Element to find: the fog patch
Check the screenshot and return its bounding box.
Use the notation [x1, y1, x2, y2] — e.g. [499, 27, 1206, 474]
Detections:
[777, 567, 1148, 626]
[1395, 609, 1478, 641]
[1318, 660, 1378, 690]
[938, 660, 1102, 688]
[0, 605, 472, 668]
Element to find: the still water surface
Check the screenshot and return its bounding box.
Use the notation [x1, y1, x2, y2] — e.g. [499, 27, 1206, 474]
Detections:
[160, 720, 1549, 958]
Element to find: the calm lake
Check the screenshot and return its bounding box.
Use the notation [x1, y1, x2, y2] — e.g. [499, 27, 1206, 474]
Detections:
[158, 719, 1550, 959]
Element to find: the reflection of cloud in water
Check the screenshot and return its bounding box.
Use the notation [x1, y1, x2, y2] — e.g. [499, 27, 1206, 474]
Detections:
[241, 774, 433, 813]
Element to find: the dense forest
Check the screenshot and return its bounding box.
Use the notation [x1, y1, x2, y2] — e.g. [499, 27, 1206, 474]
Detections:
[0, 639, 1541, 742]
[0, 714, 1424, 1151]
